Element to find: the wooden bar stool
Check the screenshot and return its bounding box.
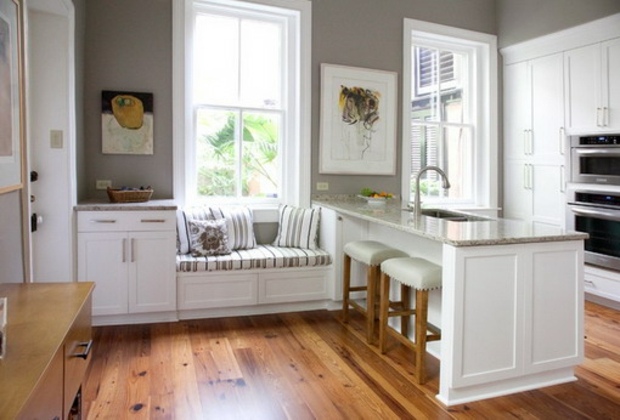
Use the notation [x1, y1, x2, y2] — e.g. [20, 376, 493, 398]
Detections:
[379, 257, 442, 384]
[342, 241, 408, 343]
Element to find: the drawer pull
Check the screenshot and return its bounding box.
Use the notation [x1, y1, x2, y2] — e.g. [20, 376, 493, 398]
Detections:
[584, 280, 595, 286]
[90, 219, 117, 223]
[141, 219, 167, 223]
[73, 340, 93, 359]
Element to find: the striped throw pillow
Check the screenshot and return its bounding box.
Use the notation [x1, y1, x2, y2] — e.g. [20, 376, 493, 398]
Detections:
[177, 206, 256, 254]
[272, 205, 320, 250]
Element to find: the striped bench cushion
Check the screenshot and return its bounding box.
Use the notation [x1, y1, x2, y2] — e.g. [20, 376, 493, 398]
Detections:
[176, 245, 332, 272]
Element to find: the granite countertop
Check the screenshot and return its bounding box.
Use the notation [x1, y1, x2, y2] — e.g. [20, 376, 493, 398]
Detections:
[75, 199, 177, 211]
[312, 195, 588, 247]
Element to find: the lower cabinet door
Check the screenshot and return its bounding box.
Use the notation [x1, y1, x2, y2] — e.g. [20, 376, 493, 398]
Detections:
[128, 231, 177, 313]
[78, 232, 128, 316]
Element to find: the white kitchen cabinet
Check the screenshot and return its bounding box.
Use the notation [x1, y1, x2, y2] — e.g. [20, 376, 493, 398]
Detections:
[503, 53, 566, 227]
[443, 240, 583, 391]
[77, 210, 177, 322]
[565, 37, 620, 132]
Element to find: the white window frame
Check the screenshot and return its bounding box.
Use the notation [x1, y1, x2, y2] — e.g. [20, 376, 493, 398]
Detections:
[173, 0, 311, 208]
[402, 18, 498, 210]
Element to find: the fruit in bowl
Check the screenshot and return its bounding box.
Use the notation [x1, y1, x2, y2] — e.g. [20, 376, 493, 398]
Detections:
[359, 188, 393, 207]
[359, 188, 393, 199]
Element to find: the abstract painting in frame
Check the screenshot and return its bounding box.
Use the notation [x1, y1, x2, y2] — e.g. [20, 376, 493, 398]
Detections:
[102, 90, 154, 155]
[0, 0, 24, 194]
[319, 64, 397, 175]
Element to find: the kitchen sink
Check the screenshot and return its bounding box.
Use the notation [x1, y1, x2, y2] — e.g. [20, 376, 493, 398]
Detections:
[416, 208, 489, 222]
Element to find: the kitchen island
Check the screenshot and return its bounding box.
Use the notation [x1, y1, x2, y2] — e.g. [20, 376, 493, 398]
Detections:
[314, 195, 587, 406]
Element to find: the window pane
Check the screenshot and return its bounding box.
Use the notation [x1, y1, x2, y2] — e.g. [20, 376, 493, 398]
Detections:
[443, 125, 472, 200]
[242, 112, 280, 198]
[410, 124, 472, 201]
[196, 108, 238, 197]
[240, 20, 282, 108]
[194, 14, 239, 104]
[413, 46, 468, 124]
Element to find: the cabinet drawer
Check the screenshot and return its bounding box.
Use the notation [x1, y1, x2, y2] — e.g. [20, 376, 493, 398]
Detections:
[178, 274, 258, 309]
[64, 295, 92, 418]
[584, 271, 620, 301]
[77, 211, 176, 232]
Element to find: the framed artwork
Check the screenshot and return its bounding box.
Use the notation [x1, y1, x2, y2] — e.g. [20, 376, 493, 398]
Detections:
[102, 90, 154, 154]
[319, 64, 397, 175]
[0, 0, 24, 194]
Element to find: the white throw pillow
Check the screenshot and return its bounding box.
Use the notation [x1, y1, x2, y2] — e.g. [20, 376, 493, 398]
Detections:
[177, 206, 256, 254]
[272, 205, 320, 250]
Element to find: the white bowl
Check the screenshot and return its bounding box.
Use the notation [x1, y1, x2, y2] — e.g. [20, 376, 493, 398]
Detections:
[359, 195, 387, 207]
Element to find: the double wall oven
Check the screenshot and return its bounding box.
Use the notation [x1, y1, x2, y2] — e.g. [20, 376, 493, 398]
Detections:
[567, 134, 620, 271]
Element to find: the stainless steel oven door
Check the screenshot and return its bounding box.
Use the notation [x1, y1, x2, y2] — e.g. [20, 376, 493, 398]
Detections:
[571, 147, 620, 184]
[566, 203, 620, 271]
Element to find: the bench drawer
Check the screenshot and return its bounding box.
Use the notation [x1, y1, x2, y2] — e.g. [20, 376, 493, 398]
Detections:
[178, 274, 258, 309]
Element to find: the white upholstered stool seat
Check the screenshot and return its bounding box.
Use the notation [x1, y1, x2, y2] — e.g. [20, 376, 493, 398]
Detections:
[342, 241, 408, 343]
[379, 256, 442, 384]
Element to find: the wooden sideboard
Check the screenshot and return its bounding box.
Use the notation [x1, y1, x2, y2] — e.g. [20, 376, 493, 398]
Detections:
[0, 282, 94, 419]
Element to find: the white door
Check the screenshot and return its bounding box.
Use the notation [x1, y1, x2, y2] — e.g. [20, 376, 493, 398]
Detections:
[530, 53, 565, 161]
[503, 61, 531, 160]
[564, 44, 601, 132]
[26, 0, 76, 282]
[602, 38, 620, 130]
[128, 231, 177, 313]
[78, 232, 128, 316]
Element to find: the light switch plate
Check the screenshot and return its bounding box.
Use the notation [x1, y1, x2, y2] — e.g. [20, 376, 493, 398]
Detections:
[316, 182, 329, 191]
[50, 130, 63, 149]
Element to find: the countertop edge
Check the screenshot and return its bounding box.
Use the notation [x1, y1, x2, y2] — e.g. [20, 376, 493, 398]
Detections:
[313, 198, 588, 247]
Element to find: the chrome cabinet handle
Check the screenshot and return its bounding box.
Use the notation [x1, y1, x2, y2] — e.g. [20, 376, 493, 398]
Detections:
[584, 279, 595, 286]
[72, 339, 93, 359]
[597, 107, 602, 127]
[131, 238, 135, 262]
[122, 238, 126, 263]
[90, 219, 116, 223]
[141, 219, 167, 223]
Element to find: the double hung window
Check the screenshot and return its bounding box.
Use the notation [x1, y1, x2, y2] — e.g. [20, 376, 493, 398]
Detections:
[174, 0, 311, 206]
[402, 19, 498, 208]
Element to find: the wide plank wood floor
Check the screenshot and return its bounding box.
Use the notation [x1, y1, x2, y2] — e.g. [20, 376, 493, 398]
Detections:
[83, 301, 620, 419]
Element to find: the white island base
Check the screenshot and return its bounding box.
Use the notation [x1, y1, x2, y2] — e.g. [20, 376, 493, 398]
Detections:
[439, 240, 583, 405]
[315, 198, 585, 406]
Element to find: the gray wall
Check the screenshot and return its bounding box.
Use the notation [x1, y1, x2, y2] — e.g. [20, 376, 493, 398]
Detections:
[80, 0, 496, 200]
[82, 0, 172, 200]
[497, 0, 620, 48]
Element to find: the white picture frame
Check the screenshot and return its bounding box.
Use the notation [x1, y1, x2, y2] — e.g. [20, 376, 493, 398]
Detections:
[319, 63, 397, 175]
[0, 0, 25, 194]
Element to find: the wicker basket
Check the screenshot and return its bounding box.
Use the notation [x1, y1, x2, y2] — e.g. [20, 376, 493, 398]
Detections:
[107, 187, 153, 203]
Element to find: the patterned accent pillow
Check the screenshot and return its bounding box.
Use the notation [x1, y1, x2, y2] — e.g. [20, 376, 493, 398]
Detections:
[272, 205, 320, 250]
[177, 206, 256, 254]
[188, 219, 231, 256]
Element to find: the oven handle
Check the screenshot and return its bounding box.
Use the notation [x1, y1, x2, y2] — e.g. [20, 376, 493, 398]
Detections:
[568, 204, 620, 221]
[573, 148, 620, 157]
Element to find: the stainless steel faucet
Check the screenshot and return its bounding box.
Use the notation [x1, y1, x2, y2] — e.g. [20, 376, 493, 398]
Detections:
[413, 165, 451, 212]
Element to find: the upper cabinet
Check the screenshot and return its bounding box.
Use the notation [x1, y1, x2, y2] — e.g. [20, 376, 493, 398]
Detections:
[565, 38, 620, 132]
[504, 54, 565, 163]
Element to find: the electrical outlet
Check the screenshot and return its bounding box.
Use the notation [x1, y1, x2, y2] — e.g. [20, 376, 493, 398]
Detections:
[96, 180, 112, 190]
[316, 182, 329, 191]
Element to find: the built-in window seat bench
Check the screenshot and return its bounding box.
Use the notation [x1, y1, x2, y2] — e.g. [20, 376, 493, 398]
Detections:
[176, 205, 335, 320]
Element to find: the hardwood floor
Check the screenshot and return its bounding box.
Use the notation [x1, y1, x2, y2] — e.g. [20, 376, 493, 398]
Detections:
[83, 301, 620, 419]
